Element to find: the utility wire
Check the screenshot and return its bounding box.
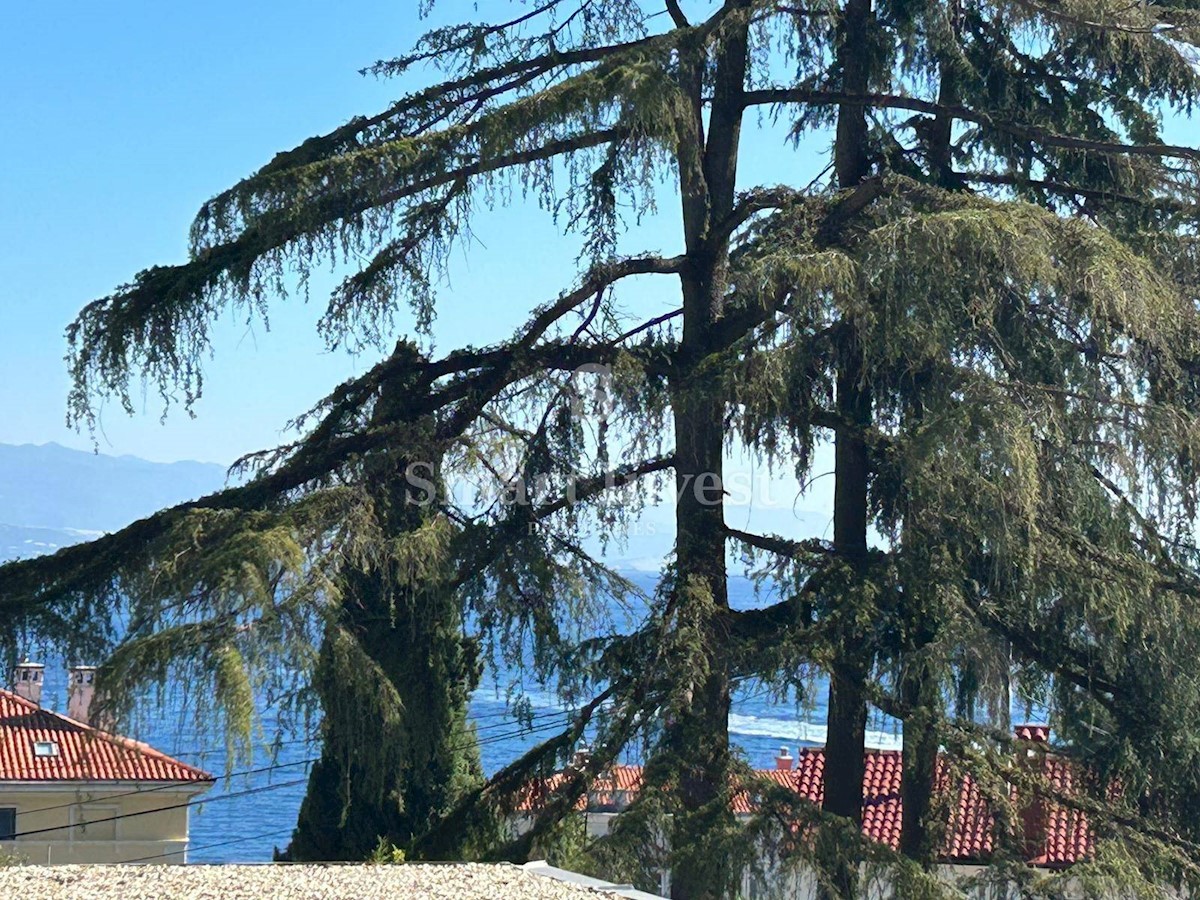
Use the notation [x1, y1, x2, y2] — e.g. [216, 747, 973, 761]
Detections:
[114, 721, 606, 863]
[5, 777, 309, 842]
[8, 709, 587, 823]
[5, 677, 795, 848]
[12, 696, 795, 853]
[11, 688, 785, 823]
[120, 827, 295, 864]
[10, 756, 321, 820]
[6, 719, 584, 844]
[167, 702, 584, 758]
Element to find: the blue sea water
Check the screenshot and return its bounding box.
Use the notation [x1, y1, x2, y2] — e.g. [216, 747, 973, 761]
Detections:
[39, 573, 902, 862]
[176, 572, 916, 862]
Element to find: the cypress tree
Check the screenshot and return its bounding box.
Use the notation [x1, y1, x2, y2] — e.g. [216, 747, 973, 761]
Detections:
[281, 345, 492, 861]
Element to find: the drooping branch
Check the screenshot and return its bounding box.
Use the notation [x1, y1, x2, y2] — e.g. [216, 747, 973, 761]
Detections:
[706, 176, 893, 357]
[963, 594, 1124, 709]
[742, 88, 1200, 164]
[962, 170, 1200, 213]
[416, 681, 622, 859]
[206, 3, 750, 247]
[725, 526, 832, 559]
[13, 319, 621, 605]
[236, 32, 671, 187]
[451, 453, 676, 589]
[710, 185, 803, 247]
[368, 0, 571, 78]
[67, 123, 633, 425]
[1006, 0, 1199, 37]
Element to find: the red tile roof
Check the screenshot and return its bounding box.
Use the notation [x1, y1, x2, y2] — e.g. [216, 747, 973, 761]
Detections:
[0, 688, 213, 784]
[943, 763, 995, 862]
[1015, 724, 1050, 742]
[519, 726, 1094, 868]
[1025, 755, 1092, 867]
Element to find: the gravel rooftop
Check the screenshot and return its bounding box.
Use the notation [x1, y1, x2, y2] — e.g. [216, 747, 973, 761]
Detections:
[0, 863, 630, 899]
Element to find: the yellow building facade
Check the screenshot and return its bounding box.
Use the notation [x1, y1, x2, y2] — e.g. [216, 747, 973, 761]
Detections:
[0, 662, 213, 864]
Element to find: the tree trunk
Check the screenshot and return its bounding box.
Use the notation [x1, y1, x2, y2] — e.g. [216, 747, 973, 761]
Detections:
[283, 369, 490, 862]
[899, 661, 941, 868]
[820, 0, 874, 895]
[662, 382, 734, 898]
[284, 570, 485, 860]
[819, 353, 871, 898]
[660, 9, 749, 899]
[898, 44, 958, 872]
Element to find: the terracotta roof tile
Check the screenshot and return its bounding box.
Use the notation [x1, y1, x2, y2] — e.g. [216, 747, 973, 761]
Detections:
[0, 688, 213, 784]
[858, 751, 903, 850]
[1015, 724, 1050, 743]
[942, 767, 995, 861]
[1024, 755, 1092, 867]
[517, 725, 1095, 868]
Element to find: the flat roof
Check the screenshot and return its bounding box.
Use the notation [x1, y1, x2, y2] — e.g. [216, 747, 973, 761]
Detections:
[0, 863, 645, 899]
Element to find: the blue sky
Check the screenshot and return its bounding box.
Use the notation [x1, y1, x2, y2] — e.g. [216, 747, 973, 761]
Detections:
[10, 3, 1189, 543]
[0, 0, 838, 558]
[1, 1, 836, 469]
[0, 0, 641, 464]
[3, 1, 404, 463]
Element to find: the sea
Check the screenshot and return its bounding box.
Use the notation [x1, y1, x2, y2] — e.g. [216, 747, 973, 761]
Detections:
[37, 572, 905, 862]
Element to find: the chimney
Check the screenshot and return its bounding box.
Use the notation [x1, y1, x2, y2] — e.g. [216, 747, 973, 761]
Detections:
[1015, 724, 1050, 859]
[1015, 723, 1049, 744]
[775, 746, 795, 772]
[570, 745, 592, 770]
[12, 660, 45, 705]
[68, 665, 98, 724]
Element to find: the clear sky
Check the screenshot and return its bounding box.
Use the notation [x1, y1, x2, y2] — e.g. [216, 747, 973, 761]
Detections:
[0, 0, 642, 464]
[4, 4, 1193, 497]
[0, 1, 830, 468]
[0, 0, 843, 562]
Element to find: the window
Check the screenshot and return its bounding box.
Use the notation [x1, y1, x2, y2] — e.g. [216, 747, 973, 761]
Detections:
[32, 741, 59, 758]
[0, 808, 15, 841]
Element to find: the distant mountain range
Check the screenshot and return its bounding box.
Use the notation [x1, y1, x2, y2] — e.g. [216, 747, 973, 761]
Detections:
[0, 443, 227, 562]
[0, 441, 831, 571]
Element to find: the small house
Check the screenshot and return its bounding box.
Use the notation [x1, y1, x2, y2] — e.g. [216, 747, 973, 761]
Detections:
[0, 661, 213, 864]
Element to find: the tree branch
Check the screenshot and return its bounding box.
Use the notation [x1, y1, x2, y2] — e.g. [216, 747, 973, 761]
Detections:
[963, 170, 1199, 213]
[69, 122, 635, 418]
[1007, 0, 1179, 36]
[726, 526, 833, 559]
[665, 0, 690, 28]
[710, 185, 802, 247]
[742, 88, 1200, 164]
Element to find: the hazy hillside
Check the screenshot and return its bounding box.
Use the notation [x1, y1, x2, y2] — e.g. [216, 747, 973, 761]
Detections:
[0, 443, 227, 561]
[0, 442, 832, 571]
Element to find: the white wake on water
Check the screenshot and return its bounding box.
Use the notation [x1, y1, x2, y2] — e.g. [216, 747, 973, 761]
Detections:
[728, 713, 903, 751]
[472, 687, 904, 750]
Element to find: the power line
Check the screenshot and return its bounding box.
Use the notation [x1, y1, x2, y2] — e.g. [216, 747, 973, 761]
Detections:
[10, 755, 321, 820]
[5, 777, 309, 842]
[472, 717, 576, 750]
[11, 685, 802, 825]
[6, 721, 579, 844]
[3, 678, 799, 853]
[16, 695, 799, 831]
[167, 703, 583, 760]
[11, 699, 801, 855]
[7, 709, 585, 824]
[164, 705, 532, 758]
[121, 827, 295, 864]
[112, 722, 601, 863]
[161, 693, 598, 756]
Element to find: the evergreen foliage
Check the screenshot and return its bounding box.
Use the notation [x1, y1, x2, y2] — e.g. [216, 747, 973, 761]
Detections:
[3, 0, 1200, 897]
